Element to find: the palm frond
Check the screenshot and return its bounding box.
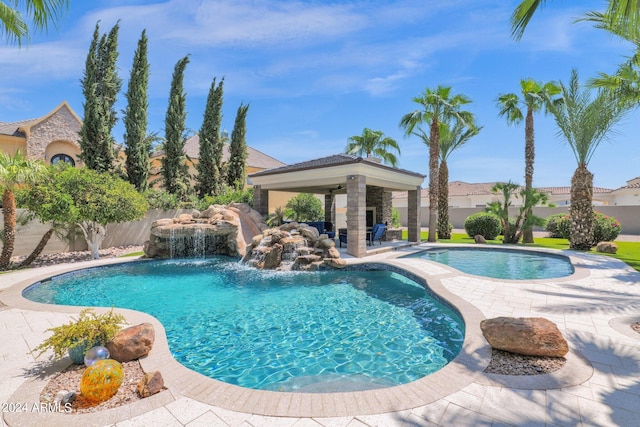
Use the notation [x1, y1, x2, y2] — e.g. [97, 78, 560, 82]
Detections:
[511, 0, 546, 41]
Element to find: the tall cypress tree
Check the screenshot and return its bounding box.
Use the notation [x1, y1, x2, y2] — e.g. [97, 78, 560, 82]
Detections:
[226, 103, 249, 190]
[79, 21, 121, 173]
[195, 76, 224, 197]
[124, 30, 150, 191]
[161, 55, 190, 197]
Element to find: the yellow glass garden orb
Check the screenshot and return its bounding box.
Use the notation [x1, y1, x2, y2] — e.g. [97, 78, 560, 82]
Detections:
[79, 359, 124, 403]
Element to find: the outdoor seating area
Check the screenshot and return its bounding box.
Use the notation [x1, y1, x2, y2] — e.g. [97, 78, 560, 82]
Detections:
[338, 223, 387, 247]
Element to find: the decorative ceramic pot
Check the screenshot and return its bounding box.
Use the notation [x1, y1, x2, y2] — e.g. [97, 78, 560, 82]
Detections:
[67, 339, 100, 364]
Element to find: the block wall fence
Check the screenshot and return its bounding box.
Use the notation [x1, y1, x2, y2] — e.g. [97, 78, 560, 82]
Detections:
[3, 206, 640, 257]
[395, 206, 640, 235]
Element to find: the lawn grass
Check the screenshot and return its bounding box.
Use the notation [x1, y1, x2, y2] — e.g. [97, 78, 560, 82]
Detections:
[402, 231, 640, 272]
[119, 251, 145, 257]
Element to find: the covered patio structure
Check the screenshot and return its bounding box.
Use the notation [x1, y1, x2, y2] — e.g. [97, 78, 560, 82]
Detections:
[249, 154, 425, 258]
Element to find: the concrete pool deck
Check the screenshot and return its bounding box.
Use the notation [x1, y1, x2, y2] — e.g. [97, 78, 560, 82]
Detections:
[1, 244, 640, 426]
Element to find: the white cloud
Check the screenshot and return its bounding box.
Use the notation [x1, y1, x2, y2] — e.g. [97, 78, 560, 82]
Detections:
[159, 0, 367, 47]
[0, 41, 85, 84]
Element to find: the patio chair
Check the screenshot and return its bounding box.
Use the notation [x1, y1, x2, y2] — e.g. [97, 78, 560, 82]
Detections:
[338, 230, 348, 247]
[368, 223, 386, 246]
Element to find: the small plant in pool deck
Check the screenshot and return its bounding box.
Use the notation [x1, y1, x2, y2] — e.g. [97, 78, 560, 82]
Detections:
[32, 308, 127, 362]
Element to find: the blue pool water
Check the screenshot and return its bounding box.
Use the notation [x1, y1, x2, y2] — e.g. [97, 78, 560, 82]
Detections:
[405, 247, 574, 280]
[23, 258, 464, 392]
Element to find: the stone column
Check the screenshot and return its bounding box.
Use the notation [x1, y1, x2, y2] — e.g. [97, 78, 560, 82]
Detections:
[253, 185, 269, 216]
[324, 194, 333, 224]
[346, 175, 367, 257]
[382, 191, 392, 229]
[408, 187, 421, 242]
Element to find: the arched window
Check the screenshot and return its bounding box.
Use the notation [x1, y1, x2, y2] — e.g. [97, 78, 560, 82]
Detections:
[50, 153, 76, 167]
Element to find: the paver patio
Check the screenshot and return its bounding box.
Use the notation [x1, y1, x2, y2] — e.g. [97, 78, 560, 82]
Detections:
[1, 243, 639, 426]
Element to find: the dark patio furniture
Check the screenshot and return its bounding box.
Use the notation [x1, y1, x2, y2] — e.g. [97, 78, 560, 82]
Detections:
[368, 223, 386, 245]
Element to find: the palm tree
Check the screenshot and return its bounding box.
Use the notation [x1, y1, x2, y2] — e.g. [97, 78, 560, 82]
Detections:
[413, 120, 481, 239]
[587, 11, 640, 109]
[497, 79, 561, 243]
[546, 69, 630, 250]
[0, 151, 45, 270]
[1, 0, 69, 46]
[511, 0, 640, 41]
[345, 128, 401, 167]
[400, 85, 473, 242]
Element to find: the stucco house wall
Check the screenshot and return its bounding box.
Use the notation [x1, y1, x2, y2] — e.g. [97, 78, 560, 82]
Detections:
[0, 101, 83, 166]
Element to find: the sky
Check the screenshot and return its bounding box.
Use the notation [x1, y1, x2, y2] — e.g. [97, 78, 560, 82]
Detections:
[1, 0, 639, 190]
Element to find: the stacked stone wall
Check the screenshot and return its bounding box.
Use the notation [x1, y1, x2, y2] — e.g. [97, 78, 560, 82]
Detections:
[27, 106, 81, 160]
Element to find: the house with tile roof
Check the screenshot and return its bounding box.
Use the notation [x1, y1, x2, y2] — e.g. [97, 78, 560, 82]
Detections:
[392, 180, 632, 208]
[609, 177, 640, 205]
[2, 104, 286, 196]
[0, 101, 83, 167]
[149, 134, 286, 189]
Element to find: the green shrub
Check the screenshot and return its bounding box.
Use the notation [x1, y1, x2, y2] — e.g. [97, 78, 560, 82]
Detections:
[391, 207, 401, 228]
[464, 212, 501, 240]
[593, 212, 622, 243]
[32, 308, 127, 361]
[545, 213, 568, 238]
[285, 193, 324, 222]
[144, 189, 181, 210]
[197, 187, 254, 210]
[545, 212, 622, 243]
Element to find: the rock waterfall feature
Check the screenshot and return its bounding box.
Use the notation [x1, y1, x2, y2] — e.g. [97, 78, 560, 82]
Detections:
[143, 203, 267, 258]
[143, 203, 346, 270]
[241, 222, 346, 271]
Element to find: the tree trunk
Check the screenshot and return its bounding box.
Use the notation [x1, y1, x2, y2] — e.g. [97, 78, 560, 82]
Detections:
[19, 228, 55, 268]
[522, 108, 535, 243]
[428, 120, 439, 242]
[569, 164, 594, 250]
[78, 221, 106, 259]
[0, 189, 16, 270]
[437, 160, 450, 239]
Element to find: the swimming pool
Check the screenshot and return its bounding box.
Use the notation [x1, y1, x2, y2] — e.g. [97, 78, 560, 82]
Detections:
[23, 257, 464, 392]
[405, 247, 574, 279]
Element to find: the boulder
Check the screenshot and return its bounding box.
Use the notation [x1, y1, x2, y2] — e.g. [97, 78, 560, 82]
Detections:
[474, 235, 486, 244]
[299, 226, 320, 241]
[151, 218, 173, 228]
[262, 243, 283, 269]
[251, 234, 264, 246]
[324, 257, 347, 268]
[480, 317, 568, 357]
[327, 247, 341, 259]
[596, 241, 618, 254]
[200, 205, 224, 218]
[107, 323, 155, 362]
[137, 371, 164, 398]
[318, 238, 336, 250]
[142, 240, 156, 258]
[293, 254, 322, 266]
[177, 214, 193, 223]
[269, 229, 288, 244]
[279, 222, 300, 232]
[281, 235, 306, 252]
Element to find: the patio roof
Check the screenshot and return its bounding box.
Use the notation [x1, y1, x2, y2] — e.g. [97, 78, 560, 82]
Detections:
[248, 153, 425, 194]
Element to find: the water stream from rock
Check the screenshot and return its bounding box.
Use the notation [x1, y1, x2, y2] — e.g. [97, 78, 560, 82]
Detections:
[193, 227, 206, 259]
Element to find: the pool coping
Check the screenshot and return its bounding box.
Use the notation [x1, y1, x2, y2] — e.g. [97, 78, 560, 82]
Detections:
[1, 244, 599, 423]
